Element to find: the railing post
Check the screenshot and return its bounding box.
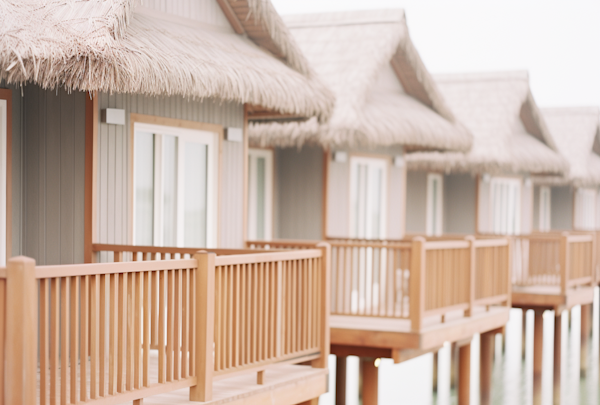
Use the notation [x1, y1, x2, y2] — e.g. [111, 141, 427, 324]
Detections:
[506, 237, 512, 308]
[5, 256, 37, 405]
[190, 251, 215, 402]
[314, 242, 331, 369]
[559, 233, 569, 294]
[465, 236, 476, 317]
[410, 237, 426, 332]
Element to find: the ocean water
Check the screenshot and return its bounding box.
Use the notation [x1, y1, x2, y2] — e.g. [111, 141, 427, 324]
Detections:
[320, 288, 600, 405]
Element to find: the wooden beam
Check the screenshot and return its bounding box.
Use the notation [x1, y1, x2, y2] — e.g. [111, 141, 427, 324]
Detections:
[360, 357, 378, 405]
[458, 342, 471, 405]
[533, 310, 544, 405]
[480, 331, 495, 405]
[553, 311, 562, 405]
[335, 356, 347, 405]
[0, 89, 12, 260]
[84, 92, 98, 263]
[580, 303, 591, 377]
[215, 0, 245, 34]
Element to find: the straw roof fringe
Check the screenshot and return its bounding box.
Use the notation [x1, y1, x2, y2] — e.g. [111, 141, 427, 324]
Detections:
[249, 10, 472, 151]
[0, 0, 333, 119]
[533, 107, 600, 187]
[405, 72, 568, 175]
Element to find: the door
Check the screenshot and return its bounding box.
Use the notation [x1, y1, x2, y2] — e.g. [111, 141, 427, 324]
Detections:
[574, 187, 597, 231]
[349, 156, 387, 239]
[247, 148, 273, 240]
[426, 173, 443, 236]
[489, 177, 522, 235]
[133, 122, 218, 248]
[538, 186, 551, 232]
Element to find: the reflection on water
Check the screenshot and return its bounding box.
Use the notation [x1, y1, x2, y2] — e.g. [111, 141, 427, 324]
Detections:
[320, 288, 600, 405]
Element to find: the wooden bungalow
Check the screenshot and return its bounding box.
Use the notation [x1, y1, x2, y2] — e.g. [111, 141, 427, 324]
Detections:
[249, 11, 512, 405]
[0, 0, 334, 404]
[405, 71, 594, 404]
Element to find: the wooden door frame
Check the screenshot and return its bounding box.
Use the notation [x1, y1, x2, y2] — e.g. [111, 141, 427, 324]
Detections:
[0, 89, 12, 260]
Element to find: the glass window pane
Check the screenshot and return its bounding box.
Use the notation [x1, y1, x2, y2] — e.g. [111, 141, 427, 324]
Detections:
[256, 157, 266, 240]
[183, 142, 208, 247]
[134, 132, 154, 245]
[162, 135, 178, 246]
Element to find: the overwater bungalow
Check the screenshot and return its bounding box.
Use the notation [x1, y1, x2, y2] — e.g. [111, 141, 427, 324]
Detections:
[0, 0, 334, 404]
[248, 11, 513, 405]
[405, 71, 594, 404]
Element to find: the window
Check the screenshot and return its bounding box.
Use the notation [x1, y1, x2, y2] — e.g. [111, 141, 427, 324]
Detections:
[133, 122, 218, 248]
[426, 174, 443, 236]
[489, 177, 522, 235]
[574, 188, 596, 231]
[247, 148, 273, 240]
[538, 186, 551, 232]
[0, 98, 6, 266]
[349, 156, 387, 239]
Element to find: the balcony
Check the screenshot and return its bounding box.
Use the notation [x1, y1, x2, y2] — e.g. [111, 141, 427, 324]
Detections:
[248, 236, 511, 355]
[511, 231, 596, 312]
[0, 245, 329, 405]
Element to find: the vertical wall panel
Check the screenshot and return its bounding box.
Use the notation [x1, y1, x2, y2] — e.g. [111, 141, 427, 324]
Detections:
[444, 173, 476, 235]
[551, 186, 573, 231]
[326, 155, 350, 238]
[98, 93, 244, 249]
[387, 165, 406, 239]
[478, 178, 491, 233]
[274, 146, 323, 240]
[405, 171, 427, 234]
[521, 181, 533, 234]
[532, 185, 540, 230]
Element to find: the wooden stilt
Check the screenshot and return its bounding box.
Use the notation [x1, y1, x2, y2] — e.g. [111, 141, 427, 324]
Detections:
[458, 342, 471, 405]
[580, 304, 591, 377]
[533, 310, 544, 405]
[522, 309, 528, 359]
[451, 342, 458, 393]
[360, 357, 378, 405]
[335, 356, 347, 405]
[433, 351, 438, 393]
[480, 332, 495, 405]
[553, 312, 562, 405]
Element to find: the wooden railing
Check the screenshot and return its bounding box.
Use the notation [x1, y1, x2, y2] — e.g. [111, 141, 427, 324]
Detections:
[248, 236, 510, 332]
[512, 232, 595, 292]
[0, 246, 329, 404]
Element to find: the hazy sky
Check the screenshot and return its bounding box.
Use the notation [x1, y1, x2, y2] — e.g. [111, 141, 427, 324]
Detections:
[271, 0, 600, 108]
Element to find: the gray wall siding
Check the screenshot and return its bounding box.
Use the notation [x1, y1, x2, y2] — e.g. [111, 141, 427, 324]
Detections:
[274, 146, 323, 240]
[20, 86, 86, 265]
[444, 174, 476, 235]
[551, 186, 573, 230]
[97, 93, 244, 249]
[533, 185, 540, 230]
[406, 171, 427, 234]
[326, 157, 350, 238]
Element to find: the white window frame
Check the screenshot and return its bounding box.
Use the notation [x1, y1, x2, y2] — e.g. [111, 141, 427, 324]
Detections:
[426, 173, 444, 236]
[132, 122, 219, 248]
[574, 187, 597, 231]
[489, 177, 522, 235]
[247, 148, 273, 240]
[538, 186, 551, 232]
[0, 99, 6, 266]
[349, 156, 388, 239]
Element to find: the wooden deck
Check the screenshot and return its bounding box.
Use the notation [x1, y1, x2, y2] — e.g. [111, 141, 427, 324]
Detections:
[512, 284, 594, 311]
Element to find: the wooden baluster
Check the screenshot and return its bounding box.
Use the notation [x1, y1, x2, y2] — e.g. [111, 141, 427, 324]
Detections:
[59, 278, 69, 405]
[190, 252, 215, 402]
[40, 278, 49, 405]
[465, 237, 476, 317]
[182, 268, 189, 378]
[314, 243, 331, 368]
[152, 268, 158, 347]
[174, 269, 181, 380]
[127, 272, 134, 390]
[90, 275, 99, 399]
[134, 272, 142, 389]
[81, 275, 89, 401]
[275, 261, 283, 359]
[70, 277, 79, 403]
[158, 271, 166, 384]
[50, 278, 59, 405]
[143, 271, 151, 387]
[117, 273, 126, 393]
[189, 268, 196, 377]
[560, 233, 569, 294]
[99, 274, 106, 397]
[235, 264, 241, 368]
[5, 256, 37, 405]
[410, 238, 426, 332]
[109, 274, 117, 395]
[167, 269, 174, 382]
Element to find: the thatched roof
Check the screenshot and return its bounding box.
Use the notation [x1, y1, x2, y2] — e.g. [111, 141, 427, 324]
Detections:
[0, 0, 333, 120]
[406, 71, 568, 175]
[249, 10, 472, 151]
[533, 107, 600, 187]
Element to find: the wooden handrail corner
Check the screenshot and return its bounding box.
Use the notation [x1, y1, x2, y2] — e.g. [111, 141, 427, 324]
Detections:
[410, 238, 426, 332]
[465, 236, 476, 317]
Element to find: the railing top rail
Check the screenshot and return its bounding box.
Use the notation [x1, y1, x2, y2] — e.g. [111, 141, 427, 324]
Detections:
[92, 243, 274, 256]
[247, 239, 322, 246]
[214, 249, 323, 266]
[35, 258, 197, 279]
[567, 235, 594, 243]
[328, 241, 411, 249]
[424, 240, 470, 250]
[473, 238, 510, 248]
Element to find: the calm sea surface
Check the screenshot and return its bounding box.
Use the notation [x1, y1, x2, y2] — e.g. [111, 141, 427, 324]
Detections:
[320, 288, 600, 405]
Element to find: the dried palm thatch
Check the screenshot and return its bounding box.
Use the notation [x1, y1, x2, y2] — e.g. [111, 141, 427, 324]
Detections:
[249, 10, 472, 151]
[406, 71, 568, 176]
[0, 0, 333, 120]
[533, 107, 600, 187]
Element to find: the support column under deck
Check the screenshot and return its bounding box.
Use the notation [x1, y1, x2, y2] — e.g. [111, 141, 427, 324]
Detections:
[458, 342, 471, 405]
[360, 357, 378, 405]
[480, 331, 495, 405]
[533, 310, 544, 405]
[553, 312, 562, 405]
[335, 356, 346, 405]
[580, 304, 591, 377]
